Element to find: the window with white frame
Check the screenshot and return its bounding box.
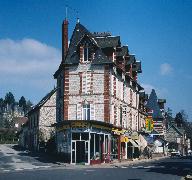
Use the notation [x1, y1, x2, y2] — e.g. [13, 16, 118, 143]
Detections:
[83, 104, 90, 120]
[83, 43, 91, 62]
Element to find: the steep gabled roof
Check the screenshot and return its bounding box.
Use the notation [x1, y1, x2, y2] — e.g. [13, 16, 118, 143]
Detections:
[64, 23, 93, 65]
[166, 123, 184, 136]
[146, 89, 163, 119]
[63, 22, 115, 66]
[28, 88, 56, 114]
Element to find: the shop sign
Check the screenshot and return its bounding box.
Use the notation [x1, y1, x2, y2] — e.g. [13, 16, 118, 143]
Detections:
[57, 125, 70, 132]
[131, 131, 139, 140]
[71, 121, 89, 128]
[121, 136, 129, 143]
[92, 124, 111, 131]
[145, 117, 154, 132]
[112, 128, 127, 135]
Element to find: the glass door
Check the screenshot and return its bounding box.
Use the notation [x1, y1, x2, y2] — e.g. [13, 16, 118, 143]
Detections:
[85, 141, 89, 165]
[71, 141, 76, 164]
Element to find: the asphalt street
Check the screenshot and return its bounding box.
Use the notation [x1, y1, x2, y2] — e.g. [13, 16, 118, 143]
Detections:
[0, 144, 192, 180]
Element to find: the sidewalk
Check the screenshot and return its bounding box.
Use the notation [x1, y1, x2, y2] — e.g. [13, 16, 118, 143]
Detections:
[95, 156, 168, 168]
[60, 156, 168, 169]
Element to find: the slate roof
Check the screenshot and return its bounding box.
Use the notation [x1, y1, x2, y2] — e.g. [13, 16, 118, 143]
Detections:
[136, 61, 142, 73]
[28, 88, 56, 114]
[126, 54, 136, 65]
[64, 23, 93, 65]
[94, 36, 121, 48]
[91, 48, 112, 64]
[63, 22, 114, 65]
[146, 89, 163, 119]
[132, 61, 142, 73]
[166, 123, 184, 136]
[116, 46, 129, 57]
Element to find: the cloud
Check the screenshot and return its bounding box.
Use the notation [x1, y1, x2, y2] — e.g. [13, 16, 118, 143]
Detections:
[0, 38, 61, 101]
[141, 83, 155, 95]
[160, 63, 173, 75]
[141, 83, 168, 98]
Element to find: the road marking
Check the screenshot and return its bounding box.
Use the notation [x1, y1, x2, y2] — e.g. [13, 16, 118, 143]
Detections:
[85, 170, 95, 172]
[132, 166, 144, 168]
[143, 166, 155, 168]
[15, 168, 23, 171]
[3, 170, 10, 172]
[24, 167, 34, 170]
[35, 166, 51, 168]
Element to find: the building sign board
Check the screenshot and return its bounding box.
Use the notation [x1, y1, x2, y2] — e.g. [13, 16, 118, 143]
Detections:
[145, 117, 154, 132]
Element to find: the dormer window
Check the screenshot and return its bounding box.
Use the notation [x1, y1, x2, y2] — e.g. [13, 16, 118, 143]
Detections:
[83, 43, 91, 62]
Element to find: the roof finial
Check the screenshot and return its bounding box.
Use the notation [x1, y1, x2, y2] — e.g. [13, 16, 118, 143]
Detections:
[77, 17, 80, 23]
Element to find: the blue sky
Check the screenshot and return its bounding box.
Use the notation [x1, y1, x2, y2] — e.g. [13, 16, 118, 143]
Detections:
[0, 0, 192, 120]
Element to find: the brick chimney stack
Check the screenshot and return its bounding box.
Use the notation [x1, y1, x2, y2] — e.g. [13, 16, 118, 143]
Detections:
[62, 18, 68, 61]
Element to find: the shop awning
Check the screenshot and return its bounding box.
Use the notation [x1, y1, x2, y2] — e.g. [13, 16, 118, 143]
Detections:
[129, 139, 139, 147]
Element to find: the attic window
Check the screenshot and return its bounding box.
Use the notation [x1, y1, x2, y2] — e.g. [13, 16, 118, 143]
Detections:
[83, 43, 91, 62]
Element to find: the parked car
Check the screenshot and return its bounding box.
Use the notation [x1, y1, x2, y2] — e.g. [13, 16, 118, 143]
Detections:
[171, 151, 182, 157]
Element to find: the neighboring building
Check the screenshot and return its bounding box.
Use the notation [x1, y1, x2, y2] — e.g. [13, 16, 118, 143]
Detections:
[27, 89, 56, 151]
[146, 89, 164, 134]
[138, 92, 148, 131]
[13, 117, 28, 132]
[18, 121, 29, 149]
[165, 123, 186, 154]
[164, 114, 191, 155]
[54, 19, 145, 164]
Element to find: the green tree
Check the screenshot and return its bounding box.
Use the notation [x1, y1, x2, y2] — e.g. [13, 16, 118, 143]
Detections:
[180, 109, 188, 122]
[4, 92, 15, 105]
[26, 100, 33, 112]
[175, 112, 183, 127]
[19, 96, 27, 113]
[0, 98, 4, 113]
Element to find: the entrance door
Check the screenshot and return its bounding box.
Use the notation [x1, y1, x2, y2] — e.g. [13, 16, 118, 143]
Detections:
[76, 141, 85, 164]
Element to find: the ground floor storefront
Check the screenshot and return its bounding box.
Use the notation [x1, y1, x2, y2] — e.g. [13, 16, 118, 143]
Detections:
[56, 120, 141, 165]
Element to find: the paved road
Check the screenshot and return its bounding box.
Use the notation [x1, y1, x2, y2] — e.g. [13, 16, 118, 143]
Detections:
[0, 144, 192, 180]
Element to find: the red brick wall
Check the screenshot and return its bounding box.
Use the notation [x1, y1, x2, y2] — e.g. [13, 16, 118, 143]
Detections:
[80, 46, 84, 63]
[104, 65, 110, 123]
[64, 67, 69, 120]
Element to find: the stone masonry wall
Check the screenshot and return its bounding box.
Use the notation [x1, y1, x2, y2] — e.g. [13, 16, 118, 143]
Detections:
[39, 91, 56, 142]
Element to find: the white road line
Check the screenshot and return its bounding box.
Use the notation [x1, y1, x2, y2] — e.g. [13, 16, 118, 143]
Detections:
[36, 166, 51, 168]
[3, 170, 10, 172]
[132, 166, 144, 168]
[143, 166, 155, 168]
[24, 167, 34, 170]
[85, 170, 95, 172]
[15, 168, 23, 171]
[121, 166, 128, 168]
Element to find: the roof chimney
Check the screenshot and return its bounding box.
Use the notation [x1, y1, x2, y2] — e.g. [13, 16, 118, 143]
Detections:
[62, 18, 69, 61]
